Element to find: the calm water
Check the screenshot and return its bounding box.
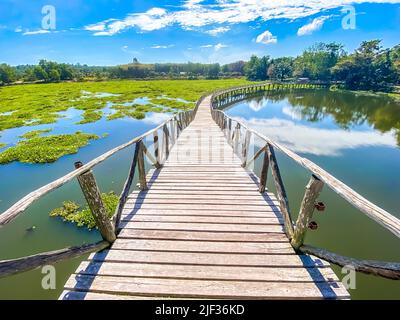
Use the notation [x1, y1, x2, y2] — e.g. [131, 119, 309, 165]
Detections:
[0, 105, 167, 299]
[0, 89, 399, 299]
[224, 89, 400, 299]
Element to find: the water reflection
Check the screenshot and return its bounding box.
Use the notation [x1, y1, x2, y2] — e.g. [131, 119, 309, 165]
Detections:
[235, 117, 396, 156]
[227, 89, 400, 156]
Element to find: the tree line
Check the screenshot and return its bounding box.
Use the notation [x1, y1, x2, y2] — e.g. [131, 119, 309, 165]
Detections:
[245, 40, 400, 92]
[0, 39, 399, 92]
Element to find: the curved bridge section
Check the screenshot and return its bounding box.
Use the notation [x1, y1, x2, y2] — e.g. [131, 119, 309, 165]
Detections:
[60, 94, 350, 300]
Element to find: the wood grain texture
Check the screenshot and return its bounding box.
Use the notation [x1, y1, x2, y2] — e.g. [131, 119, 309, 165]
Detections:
[0, 241, 109, 278]
[61, 93, 349, 300]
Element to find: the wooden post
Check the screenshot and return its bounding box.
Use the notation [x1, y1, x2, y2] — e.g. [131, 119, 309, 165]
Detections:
[291, 175, 324, 249]
[153, 131, 161, 167]
[259, 148, 270, 193]
[113, 142, 140, 229]
[137, 140, 147, 191]
[233, 123, 240, 154]
[163, 123, 170, 161]
[74, 161, 116, 243]
[267, 144, 294, 238]
[241, 130, 251, 167]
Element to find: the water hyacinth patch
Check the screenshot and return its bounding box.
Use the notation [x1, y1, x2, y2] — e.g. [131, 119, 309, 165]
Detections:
[0, 131, 99, 164]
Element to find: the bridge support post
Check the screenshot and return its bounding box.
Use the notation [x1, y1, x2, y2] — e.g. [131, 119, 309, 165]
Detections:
[74, 161, 116, 243]
[291, 175, 324, 249]
[137, 140, 148, 191]
[259, 148, 270, 193]
[267, 144, 294, 238]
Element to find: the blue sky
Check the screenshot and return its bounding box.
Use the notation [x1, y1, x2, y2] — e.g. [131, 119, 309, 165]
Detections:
[0, 0, 399, 66]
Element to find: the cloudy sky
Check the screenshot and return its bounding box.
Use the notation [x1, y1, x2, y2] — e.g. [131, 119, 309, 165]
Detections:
[0, 0, 399, 65]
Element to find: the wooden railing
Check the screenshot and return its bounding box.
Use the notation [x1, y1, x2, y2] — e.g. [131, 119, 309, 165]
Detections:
[0, 101, 199, 278]
[1, 83, 399, 281]
[210, 83, 400, 280]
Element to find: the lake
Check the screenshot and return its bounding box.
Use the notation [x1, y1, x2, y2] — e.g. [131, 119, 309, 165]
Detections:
[224, 89, 400, 299]
[0, 88, 399, 299]
[0, 108, 165, 299]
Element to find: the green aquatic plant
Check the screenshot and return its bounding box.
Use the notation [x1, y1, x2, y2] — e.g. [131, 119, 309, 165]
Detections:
[0, 79, 251, 131]
[76, 110, 103, 124]
[0, 142, 6, 148]
[18, 128, 52, 139]
[150, 98, 193, 110]
[49, 192, 119, 229]
[107, 108, 145, 120]
[0, 131, 99, 164]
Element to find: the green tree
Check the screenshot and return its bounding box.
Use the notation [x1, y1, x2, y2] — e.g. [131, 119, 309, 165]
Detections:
[294, 42, 344, 80]
[48, 69, 61, 82]
[206, 64, 221, 79]
[244, 55, 270, 81]
[267, 57, 293, 80]
[332, 39, 397, 91]
[0, 64, 16, 84]
[32, 65, 48, 81]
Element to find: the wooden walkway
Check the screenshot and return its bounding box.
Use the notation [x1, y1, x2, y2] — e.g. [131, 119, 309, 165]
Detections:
[60, 96, 349, 300]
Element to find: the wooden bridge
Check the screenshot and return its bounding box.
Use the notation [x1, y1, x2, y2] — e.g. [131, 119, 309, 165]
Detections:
[0, 83, 399, 300]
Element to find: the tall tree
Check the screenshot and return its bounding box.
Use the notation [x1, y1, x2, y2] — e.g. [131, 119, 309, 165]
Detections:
[0, 64, 16, 84]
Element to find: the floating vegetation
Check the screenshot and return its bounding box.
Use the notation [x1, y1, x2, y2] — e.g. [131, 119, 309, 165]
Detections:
[150, 98, 192, 110]
[0, 131, 99, 164]
[107, 109, 145, 120]
[0, 79, 251, 131]
[49, 192, 119, 229]
[0, 143, 6, 148]
[76, 110, 103, 124]
[18, 128, 52, 139]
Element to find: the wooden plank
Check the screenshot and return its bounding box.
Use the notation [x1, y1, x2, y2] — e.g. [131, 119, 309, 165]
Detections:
[121, 215, 283, 225]
[117, 229, 288, 242]
[125, 198, 276, 206]
[118, 221, 284, 233]
[64, 275, 349, 299]
[121, 209, 279, 217]
[75, 261, 340, 282]
[111, 239, 292, 254]
[60, 290, 163, 300]
[122, 203, 279, 212]
[89, 249, 330, 267]
[129, 190, 275, 197]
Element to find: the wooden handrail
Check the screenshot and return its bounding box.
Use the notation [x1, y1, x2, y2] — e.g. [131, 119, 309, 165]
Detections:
[211, 105, 400, 239]
[0, 241, 109, 278]
[0, 109, 195, 227]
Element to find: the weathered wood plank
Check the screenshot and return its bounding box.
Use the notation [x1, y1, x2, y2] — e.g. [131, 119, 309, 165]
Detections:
[120, 215, 283, 225]
[75, 261, 340, 282]
[0, 241, 109, 278]
[118, 221, 284, 233]
[89, 249, 330, 267]
[111, 239, 292, 254]
[64, 275, 349, 299]
[121, 209, 279, 217]
[117, 229, 288, 242]
[122, 203, 279, 212]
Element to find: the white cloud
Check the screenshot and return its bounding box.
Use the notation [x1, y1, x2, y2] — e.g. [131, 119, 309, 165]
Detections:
[205, 26, 230, 36]
[84, 0, 400, 36]
[235, 117, 397, 157]
[215, 43, 228, 51]
[200, 43, 228, 51]
[297, 16, 330, 36]
[255, 30, 277, 44]
[183, 0, 204, 8]
[151, 44, 174, 49]
[15, 26, 23, 33]
[23, 29, 51, 36]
